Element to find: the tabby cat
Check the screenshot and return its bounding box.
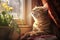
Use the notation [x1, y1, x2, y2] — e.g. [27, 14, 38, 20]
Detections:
[31, 6, 51, 35]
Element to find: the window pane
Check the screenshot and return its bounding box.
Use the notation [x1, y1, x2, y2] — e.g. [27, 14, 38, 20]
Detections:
[8, 0, 20, 19]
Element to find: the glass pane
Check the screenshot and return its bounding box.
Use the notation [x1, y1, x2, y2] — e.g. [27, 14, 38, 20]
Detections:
[8, 0, 21, 19]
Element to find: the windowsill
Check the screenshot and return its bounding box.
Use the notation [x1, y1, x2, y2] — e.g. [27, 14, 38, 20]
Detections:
[14, 19, 32, 28]
[18, 25, 31, 28]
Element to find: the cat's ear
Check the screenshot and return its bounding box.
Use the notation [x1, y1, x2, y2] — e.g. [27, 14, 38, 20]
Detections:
[32, 6, 37, 11]
[42, 3, 48, 11]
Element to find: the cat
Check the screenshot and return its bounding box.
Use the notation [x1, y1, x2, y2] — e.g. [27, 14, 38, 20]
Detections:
[31, 6, 51, 35]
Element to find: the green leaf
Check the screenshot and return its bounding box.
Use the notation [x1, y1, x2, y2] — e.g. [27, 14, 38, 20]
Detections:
[2, 11, 6, 15]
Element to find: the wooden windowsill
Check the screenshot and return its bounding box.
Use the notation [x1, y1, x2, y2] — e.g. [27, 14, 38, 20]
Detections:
[18, 25, 32, 28]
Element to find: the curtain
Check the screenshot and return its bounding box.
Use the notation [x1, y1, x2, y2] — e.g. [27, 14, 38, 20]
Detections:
[46, 0, 60, 28]
[46, 0, 60, 39]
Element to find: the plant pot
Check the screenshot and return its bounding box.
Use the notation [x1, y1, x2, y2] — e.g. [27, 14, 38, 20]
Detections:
[0, 26, 20, 40]
[0, 26, 11, 40]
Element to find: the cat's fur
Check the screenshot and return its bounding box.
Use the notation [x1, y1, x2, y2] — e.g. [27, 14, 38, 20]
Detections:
[31, 6, 51, 35]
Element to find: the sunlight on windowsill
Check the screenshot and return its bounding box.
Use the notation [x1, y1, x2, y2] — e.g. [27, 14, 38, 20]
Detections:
[14, 19, 31, 28]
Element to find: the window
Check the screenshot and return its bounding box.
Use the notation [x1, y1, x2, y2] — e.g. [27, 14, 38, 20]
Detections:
[8, 0, 32, 26]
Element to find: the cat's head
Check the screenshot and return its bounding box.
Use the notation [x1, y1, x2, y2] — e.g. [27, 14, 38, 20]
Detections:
[32, 6, 44, 19]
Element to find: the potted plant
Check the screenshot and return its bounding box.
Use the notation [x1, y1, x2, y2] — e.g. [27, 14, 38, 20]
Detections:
[0, 0, 20, 40]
